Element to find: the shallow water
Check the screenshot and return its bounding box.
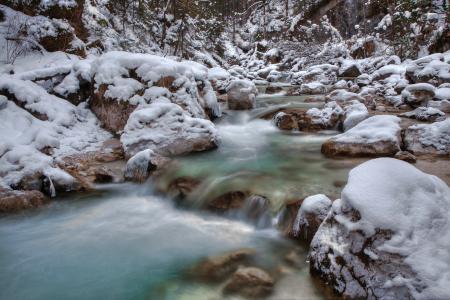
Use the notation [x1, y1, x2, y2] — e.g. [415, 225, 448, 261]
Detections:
[0, 184, 324, 300]
[158, 95, 359, 209]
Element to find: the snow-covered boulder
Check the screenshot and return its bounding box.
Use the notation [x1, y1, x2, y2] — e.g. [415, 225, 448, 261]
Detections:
[428, 99, 450, 113]
[322, 115, 401, 157]
[326, 89, 364, 106]
[292, 194, 332, 242]
[338, 62, 361, 78]
[309, 158, 450, 299]
[120, 102, 219, 158]
[86, 51, 221, 133]
[124, 149, 167, 182]
[305, 102, 344, 129]
[273, 102, 343, 131]
[227, 80, 258, 110]
[401, 83, 436, 107]
[291, 64, 338, 86]
[343, 101, 369, 131]
[356, 74, 372, 87]
[406, 56, 450, 85]
[404, 118, 450, 156]
[300, 82, 328, 95]
[400, 107, 445, 122]
[434, 87, 450, 101]
[372, 64, 406, 81]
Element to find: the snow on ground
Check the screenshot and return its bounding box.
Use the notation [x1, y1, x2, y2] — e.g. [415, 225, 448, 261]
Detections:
[0, 97, 111, 188]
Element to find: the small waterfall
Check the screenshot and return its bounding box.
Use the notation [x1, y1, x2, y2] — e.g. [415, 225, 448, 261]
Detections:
[228, 195, 273, 229]
[47, 176, 56, 198]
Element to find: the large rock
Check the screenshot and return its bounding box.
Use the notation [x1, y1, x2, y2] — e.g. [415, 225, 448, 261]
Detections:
[322, 115, 401, 157]
[339, 63, 361, 78]
[227, 80, 258, 110]
[400, 107, 445, 122]
[428, 99, 450, 113]
[273, 101, 343, 131]
[401, 83, 435, 107]
[309, 158, 450, 299]
[291, 194, 332, 242]
[0, 188, 47, 213]
[223, 267, 274, 298]
[120, 102, 219, 158]
[404, 118, 450, 156]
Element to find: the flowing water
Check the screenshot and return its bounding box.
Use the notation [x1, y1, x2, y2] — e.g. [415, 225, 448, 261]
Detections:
[0, 93, 364, 300]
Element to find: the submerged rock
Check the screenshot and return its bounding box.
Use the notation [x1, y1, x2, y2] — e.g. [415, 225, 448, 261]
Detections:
[309, 158, 450, 299]
[192, 248, 255, 282]
[223, 267, 274, 298]
[207, 191, 249, 213]
[322, 115, 401, 157]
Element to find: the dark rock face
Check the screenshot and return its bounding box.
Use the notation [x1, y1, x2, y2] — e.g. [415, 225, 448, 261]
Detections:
[223, 267, 274, 298]
[0, 189, 47, 213]
[322, 139, 400, 157]
[89, 84, 138, 134]
[339, 64, 361, 78]
[207, 191, 249, 213]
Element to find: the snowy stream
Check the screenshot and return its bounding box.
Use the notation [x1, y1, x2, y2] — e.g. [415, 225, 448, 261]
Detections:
[0, 93, 362, 300]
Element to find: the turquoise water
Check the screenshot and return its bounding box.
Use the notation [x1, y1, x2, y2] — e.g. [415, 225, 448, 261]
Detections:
[0, 184, 323, 300]
[0, 94, 358, 300]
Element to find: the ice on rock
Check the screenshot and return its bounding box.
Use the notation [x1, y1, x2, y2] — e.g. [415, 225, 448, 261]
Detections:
[120, 102, 219, 158]
[310, 158, 450, 299]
